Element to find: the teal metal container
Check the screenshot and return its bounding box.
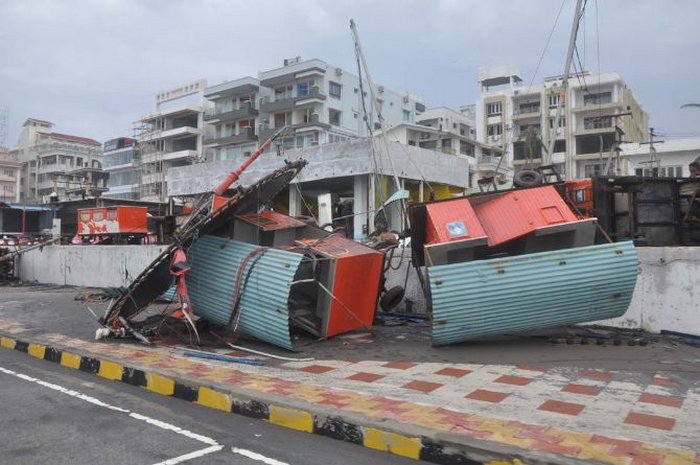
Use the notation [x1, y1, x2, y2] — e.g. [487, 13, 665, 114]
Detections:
[429, 241, 639, 346]
[186, 235, 304, 350]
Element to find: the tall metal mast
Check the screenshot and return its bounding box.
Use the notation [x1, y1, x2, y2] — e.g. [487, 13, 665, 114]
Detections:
[349, 19, 403, 194]
[545, 0, 585, 181]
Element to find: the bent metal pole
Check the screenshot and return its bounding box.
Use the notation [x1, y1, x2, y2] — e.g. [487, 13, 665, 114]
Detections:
[213, 126, 288, 196]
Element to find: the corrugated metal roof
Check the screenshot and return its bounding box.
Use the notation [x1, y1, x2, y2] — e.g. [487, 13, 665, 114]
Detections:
[429, 241, 638, 346]
[472, 186, 580, 246]
[187, 235, 304, 350]
[425, 198, 487, 245]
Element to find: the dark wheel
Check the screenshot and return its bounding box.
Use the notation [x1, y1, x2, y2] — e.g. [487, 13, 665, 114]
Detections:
[513, 169, 544, 188]
[379, 286, 405, 311]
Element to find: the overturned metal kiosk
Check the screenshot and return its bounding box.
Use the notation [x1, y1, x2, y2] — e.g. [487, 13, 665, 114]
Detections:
[409, 183, 639, 346]
[99, 128, 386, 350]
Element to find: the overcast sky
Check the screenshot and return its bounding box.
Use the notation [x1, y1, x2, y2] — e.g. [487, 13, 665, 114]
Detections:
[2, 0, 699, 147]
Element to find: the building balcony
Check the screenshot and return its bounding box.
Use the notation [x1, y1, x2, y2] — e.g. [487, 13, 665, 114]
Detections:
[0, 174, 17, 182]
[142, 149, 200, 164]
[38, 164, 74, 174]
[259, 59, 327, 87]
[140, 126, 200, 142]
[141, 105, 201, 122]
[294, 86, 326, 105]
[573, 125, 617, 137]
[260, 96, 295, 113]
[477, 155, 502, 172]
[203, 103, 258, 123]
[203, 128, 258, 147]
[512, 106, 541, 120]
[572, 100, 619, 112]
[204, 78, 259, 99]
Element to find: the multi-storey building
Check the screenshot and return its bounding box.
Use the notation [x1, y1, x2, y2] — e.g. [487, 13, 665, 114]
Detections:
[10, 118, 107, 202]
[476, 65, 648, 180]
[203, 57, 425, 162]
[383, 106, 506, 187]
[0, 147, 21, 203]
[138, 80, 207, 202]
[102, 137, 140, 200]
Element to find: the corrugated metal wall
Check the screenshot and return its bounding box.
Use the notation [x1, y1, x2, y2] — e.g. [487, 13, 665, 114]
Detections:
[187, 235, 304, 350]
[429, 241, 639, 346]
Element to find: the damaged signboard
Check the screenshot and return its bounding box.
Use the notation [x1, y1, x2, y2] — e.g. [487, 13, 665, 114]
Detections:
[410, 184, 639, 345]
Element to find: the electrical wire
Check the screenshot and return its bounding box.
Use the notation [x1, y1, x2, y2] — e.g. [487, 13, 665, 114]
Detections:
[524, 0, 567, 96]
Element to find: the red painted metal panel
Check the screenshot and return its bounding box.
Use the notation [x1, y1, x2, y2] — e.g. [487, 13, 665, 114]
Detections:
[77, 207, 147, 235]
[325, 252, 383, 337]
[472, 186, 579, 247]
[424, 198, 487, 245]
[296, 234, 383, 337]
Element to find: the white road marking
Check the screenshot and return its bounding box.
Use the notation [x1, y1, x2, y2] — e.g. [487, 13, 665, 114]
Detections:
[232, 447, 291, 465]
[0, 365, 223, 465]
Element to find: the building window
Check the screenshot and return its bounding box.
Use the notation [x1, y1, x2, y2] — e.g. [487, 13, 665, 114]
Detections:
[548, 94, 561, 108]
[635, 166, 683, 177]
[487, 124, 502, 136]
[583, 116, 612, 130]
[329, 82, 341, 98]
[583, 91, 612, 106]
[553, 140, 566, 153]
[486, 102, 502, 116]
[274, 85, 292, 101]
[296, 81, 310, 97]
[517, 101, 540, 114]
[402, 110, 411, 122]
[548, 117, 566, 128]
[329, 109, 341, 126]
[584, 163, 607, 177]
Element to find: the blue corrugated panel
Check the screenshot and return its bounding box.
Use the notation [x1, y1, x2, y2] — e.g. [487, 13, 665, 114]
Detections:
[159, 286, 177, 302]
[429, 241, 639, 346]
[186, 235, 304, 350]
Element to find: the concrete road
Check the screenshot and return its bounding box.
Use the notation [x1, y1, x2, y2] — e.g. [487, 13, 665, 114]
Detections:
[0, 348, 432, 465]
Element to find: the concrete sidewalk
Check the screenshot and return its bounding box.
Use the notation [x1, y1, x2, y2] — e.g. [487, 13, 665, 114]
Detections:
[0, 308, 698, 465]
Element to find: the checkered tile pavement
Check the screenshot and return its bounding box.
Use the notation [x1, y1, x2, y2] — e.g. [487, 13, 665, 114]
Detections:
[273, 359, 700, 452]
[2, 317, 699, 464]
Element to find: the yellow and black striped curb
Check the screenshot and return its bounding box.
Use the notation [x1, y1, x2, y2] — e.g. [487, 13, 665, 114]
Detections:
[1, 333, 568, 465]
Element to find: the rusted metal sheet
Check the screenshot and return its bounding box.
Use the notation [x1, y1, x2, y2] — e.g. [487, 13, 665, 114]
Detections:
[472, 186, 580, 246]
[429, 241, 638, 346]
[235, 211, 307, 231]
[187, 235, 304, 351]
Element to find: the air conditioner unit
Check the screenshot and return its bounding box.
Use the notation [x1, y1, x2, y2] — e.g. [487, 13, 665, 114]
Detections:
[335, 67, 343, 76]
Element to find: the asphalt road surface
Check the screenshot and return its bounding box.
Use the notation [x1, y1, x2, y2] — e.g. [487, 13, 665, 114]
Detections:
[0, 348, 432, 465]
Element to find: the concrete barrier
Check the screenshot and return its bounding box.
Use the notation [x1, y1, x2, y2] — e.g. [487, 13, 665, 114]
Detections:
[593, 247, 700, 337]
[16, 245, 168, 288]
[15, 244, 700, 337]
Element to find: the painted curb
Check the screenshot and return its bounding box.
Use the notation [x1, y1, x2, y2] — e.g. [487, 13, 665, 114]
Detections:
[0, 333, 596, 465]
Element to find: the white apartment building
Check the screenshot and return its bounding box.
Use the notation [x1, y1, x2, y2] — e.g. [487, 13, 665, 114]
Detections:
[138, 79, 207, 202]
[383, 106, 506, 187]
[476, 65, 649, 180]
[0, 147, 21, 203]
[621, 137, 700, 177]
[10, 119, 107, 202]
[203, 57, 425, 162]
[102, 137, 140, 200]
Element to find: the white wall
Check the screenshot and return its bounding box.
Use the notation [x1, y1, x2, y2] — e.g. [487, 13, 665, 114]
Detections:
[592, 247, 700, 337]
[17, 245, 168, 288]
